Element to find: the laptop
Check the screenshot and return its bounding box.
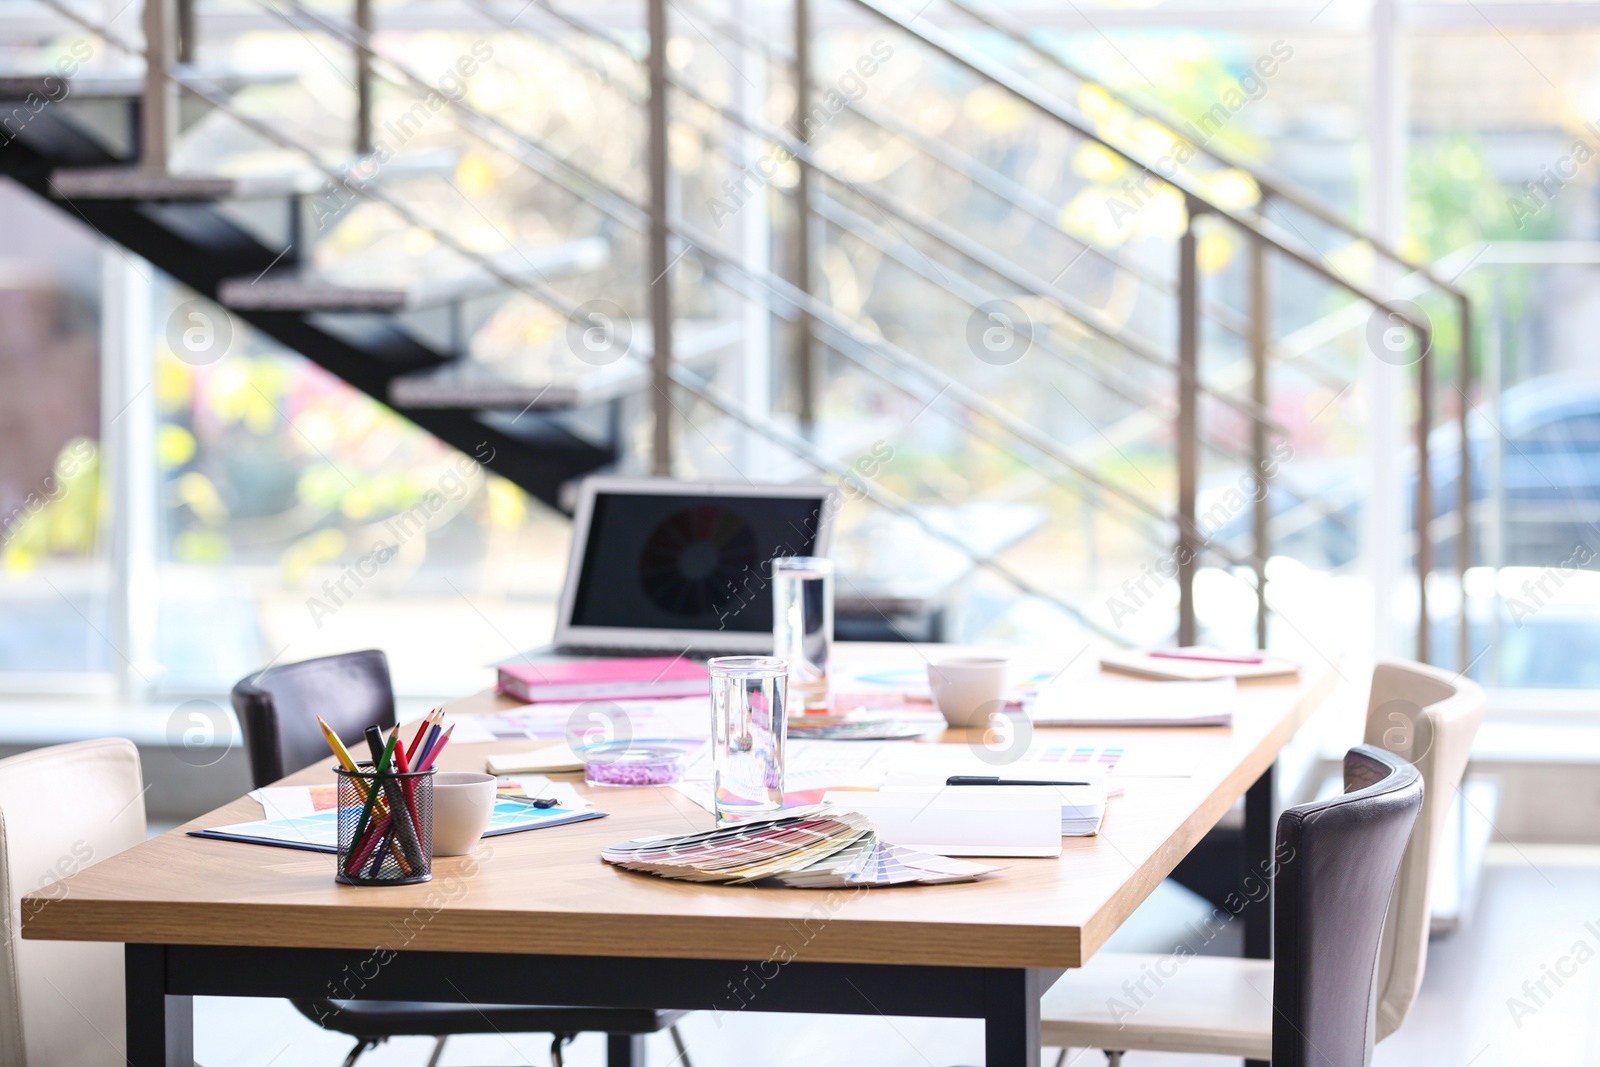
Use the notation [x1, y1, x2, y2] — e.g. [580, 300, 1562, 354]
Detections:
[541, 476, 839, 659]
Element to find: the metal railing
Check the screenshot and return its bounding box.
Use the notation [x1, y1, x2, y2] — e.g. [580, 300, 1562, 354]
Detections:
[60, 0, 1471, 660]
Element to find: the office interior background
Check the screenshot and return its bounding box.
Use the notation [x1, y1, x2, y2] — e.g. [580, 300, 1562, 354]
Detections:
[1, 0, 1599, 1063]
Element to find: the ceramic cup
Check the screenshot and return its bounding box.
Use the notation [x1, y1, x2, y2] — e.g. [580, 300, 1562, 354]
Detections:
[431, 771, 496, 856]
[926, 657, 1009, 728]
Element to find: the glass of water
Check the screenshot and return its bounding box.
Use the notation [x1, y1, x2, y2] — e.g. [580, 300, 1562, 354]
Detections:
[708, 656, 788, 821]
[772, 556, 833, 713]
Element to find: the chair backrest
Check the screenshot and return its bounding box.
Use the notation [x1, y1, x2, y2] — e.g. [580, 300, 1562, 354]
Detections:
[0, 739, 147, 1067]
[1362, 659, 1484, 1040]
[231, 649, 395, 788]
[1272, 744, 1423, 1067]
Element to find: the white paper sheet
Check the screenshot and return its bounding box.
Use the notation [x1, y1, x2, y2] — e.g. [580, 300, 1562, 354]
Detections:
[1027, 678, 1237, 727]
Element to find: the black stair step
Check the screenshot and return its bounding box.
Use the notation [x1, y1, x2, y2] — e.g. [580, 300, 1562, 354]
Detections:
[0, 68, 294, 101]
[48, 147, 459, 202]
[388, 319, 744, 411]
[216, 237, 609, 313]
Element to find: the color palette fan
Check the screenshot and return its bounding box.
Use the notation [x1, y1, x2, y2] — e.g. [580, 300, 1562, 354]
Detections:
[600, 806, 999, 888]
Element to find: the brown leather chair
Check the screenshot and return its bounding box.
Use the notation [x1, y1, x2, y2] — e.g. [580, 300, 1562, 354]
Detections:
[231, 650, 690, 1067]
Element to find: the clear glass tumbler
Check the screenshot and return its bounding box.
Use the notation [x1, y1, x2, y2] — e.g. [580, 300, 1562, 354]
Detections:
[708, 655, 789, 821]
[771, 556, 833, 712]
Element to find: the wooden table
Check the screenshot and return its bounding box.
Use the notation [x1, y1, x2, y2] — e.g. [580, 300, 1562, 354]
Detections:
[23, 645, 1338, 1067]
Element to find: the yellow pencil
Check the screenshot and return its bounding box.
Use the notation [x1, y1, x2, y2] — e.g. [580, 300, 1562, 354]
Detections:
[316, 716, 360, 773]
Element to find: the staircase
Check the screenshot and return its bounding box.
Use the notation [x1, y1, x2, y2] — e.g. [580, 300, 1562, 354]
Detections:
[0, 0, 1472, 655]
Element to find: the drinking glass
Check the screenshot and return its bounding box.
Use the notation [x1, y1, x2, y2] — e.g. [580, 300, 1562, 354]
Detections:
[708, 656, 789, 821]
[771, 556, 833, 712]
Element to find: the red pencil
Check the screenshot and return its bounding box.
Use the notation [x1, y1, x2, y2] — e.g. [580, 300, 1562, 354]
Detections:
[404, 709, 437, 763]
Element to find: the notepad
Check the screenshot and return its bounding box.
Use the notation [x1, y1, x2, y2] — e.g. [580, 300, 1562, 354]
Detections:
[486, 743, 585, 774]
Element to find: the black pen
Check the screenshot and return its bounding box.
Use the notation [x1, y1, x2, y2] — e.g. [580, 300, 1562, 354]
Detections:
[945, 775, 1092, 787]
[502, 794, 562, 809]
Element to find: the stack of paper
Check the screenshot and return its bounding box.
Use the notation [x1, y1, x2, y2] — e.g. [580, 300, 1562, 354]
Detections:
[823, 789, 1065, 856]
[600, 807, 999, 888]
[1027, 678, 1237, 727]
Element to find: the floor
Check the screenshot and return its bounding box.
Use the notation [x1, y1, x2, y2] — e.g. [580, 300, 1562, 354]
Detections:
[192, 846, 1600, 1067]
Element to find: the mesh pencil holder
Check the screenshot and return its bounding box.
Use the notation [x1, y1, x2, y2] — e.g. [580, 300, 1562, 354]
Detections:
[335, 763, 434, 886]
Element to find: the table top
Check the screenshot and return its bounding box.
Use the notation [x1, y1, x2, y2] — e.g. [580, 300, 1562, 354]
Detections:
[22, 645, 1340, 969]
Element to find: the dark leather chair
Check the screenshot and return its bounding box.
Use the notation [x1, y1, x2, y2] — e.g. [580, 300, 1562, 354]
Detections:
[1038, 743, 1424, 1066]
[1271, 744, 1424, 1067]
[231, 650, 691, 1067]
[232, 648, 396, 789]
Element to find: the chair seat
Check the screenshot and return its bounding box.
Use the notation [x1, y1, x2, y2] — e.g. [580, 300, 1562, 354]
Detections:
[302, 1000, 687, 1038]
[1040, 952, 1273, 1059]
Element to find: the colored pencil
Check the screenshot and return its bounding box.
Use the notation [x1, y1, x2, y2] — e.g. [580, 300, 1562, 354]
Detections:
[415, 721, 444, 767]
[404, 708, 438, 763]
[316, 716, 360, 772]
[415, 724, 454, 772]
[344, 732, 397, 875]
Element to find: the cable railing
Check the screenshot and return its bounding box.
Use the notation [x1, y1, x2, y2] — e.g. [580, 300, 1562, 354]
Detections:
[822, 0, 1464, 657]
[41, 0, 1470, 660]
[255, 0, 1205, 562]
[33, 0, 1156, 642]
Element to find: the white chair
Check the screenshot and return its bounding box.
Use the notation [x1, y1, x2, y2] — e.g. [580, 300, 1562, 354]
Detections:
[1038, 659, 1486, 1063]
[0, 739, 151, 1067]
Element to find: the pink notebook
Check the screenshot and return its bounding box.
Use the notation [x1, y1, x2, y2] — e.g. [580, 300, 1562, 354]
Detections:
[497, 657, 710, 703]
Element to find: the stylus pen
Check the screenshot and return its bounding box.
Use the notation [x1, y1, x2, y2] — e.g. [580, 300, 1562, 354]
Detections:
[946, 775, 1092, 787]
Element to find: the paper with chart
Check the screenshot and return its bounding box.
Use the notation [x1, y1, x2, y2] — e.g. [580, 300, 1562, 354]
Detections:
[219, 776, 601, 852]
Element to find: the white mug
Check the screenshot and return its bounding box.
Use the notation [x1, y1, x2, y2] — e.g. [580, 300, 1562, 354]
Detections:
[431, 771, 496, 856]
[927, 657, 1009, 728]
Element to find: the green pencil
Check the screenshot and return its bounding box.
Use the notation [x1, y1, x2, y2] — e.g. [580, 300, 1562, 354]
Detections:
[345, 733, 397, 875]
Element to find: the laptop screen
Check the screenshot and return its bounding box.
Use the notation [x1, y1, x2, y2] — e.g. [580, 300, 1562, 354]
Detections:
[568, 490, 828, 634]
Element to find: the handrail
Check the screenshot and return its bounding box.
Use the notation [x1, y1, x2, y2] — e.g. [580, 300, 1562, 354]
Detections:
[666, 362, 1134, 645]
[482, 0, 1285, 440]
[637, 0, 1259, 346]
[40, 0, 1204, 588]
[844, 0, 1461, 660]
[844, 0, 1429, 340]
[249, 0, 1227, 553]
[32, 0, 1139, 633]
[490, 0, 1222, 418]
[70, 0, 1468, 659]
[943, 0, 1472, 305]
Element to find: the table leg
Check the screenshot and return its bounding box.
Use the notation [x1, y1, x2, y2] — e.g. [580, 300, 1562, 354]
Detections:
[125, 944, 193, 1067]
[1244, 763, 1274, 1067]
[983, 968, 1044, 1067]
[607, 1033, 646, 1067]
[1243, 763, 1275, 960]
